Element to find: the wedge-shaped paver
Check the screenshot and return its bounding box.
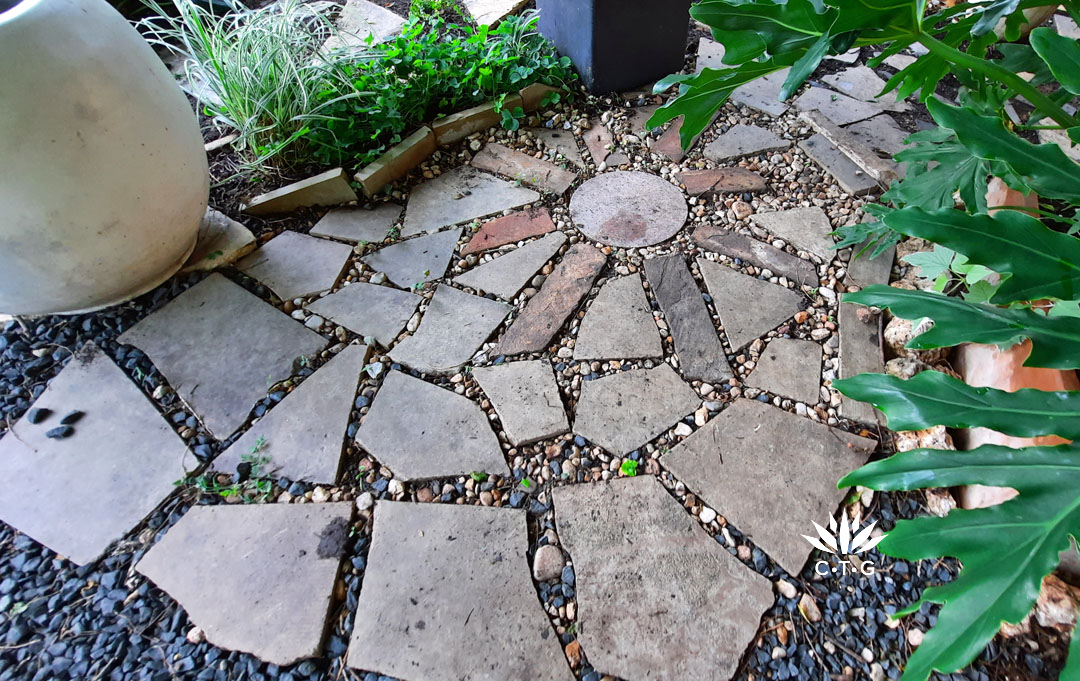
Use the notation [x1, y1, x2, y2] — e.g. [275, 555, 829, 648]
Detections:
[745, 338, 822, 404]
[356, 371, 508, 480]
[237, 230, 353, 300]
[453, 232, 567, 301]
[553, 476, 773, 681]
[692, 225, 819, 287]
[731, 68, 791, 116]
[663, 399, 876, 574]
[323, 0, 405, 51]
[574, 364, 699, 456]
[695, 37, 727, 73]
[0, 343, 187, 565]
[347, 502, 573, 680]
[244, 168, 357, 215]
[644, 255, 732, 382]
[704, 124, 790, 163]
[461, 207, 557, 255]
[361, 228, 460, 289]
[794, 87, 883, 126]
[499, 243, 606, 355]
[530, 127, 585, 168]
[823, 66, 908, 111]
[462, 0, 529, 25]
[574, 275, 662, 360]
[306, 282, 420, 347]
[569, 171, 688, 248]
[182, 208, 256, 273]
[390, 285, 511, 374]
[310, 204, 403, 244]
[474, 360, 568, 446]
[750, 207, 836, 261]
[583, 120, 615, 165]
[697, 259, 804, 351]
[471, 143, 578, 195]
[214, 344, 369, 483]
[799, 134, 879, 196]
[138, 502, 352, 665]
[119, 274, 327, 438]
[839, 294, 887, 424]
[402, 166, 539, 237]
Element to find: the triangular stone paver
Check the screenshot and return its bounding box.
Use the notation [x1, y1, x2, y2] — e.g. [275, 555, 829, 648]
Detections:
[118, 274, 328, 438]
[390, 284, 512, 374]
[643, 255, 733, 382]
[731, 68, 791, 117]
[697, 259, 805, 351]
[356, 370, 507, 480]
[347, 502, 573, 680]
[704, 124, 790, 163]
[360, 228, 460, 289]
[745, 337, 822, 404]
[553, 476, 773, 681]
[213, 344, 369, 484]
[794, 87, 883, 126]
[692, 225, 819, 287]
[569, 171, 688, 248]
[473, 360, 569, 446]
[574, 275, 662, 360]
[453, 232, 567, 301]
[137, 502, 352, 665]
[749, 207, 836, 261]
[498, 243, 607, 356]
[0, 343, 187, 566]
[530, 127, 585, 168]
[323, 0, 405, 51]
[471, 143, 578, 195]
[181, 208, 256, 273]
[822, 66, 909, 111]
[305, 282, 420, 347]
[237, 230, 353, 300]
[309, 204, 403, 244]
[462, 0, 529, 26]
[461, 207, 557, 255]
[401, 166, 539, 237]
[799, 133, 880, 196]
[695, 37, 727, 73]
[583, 121, 615, 165]
[663, 399, 876, 574]
[573, 363, 700, 456]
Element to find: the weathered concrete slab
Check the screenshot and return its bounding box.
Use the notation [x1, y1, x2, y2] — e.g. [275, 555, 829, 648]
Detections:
[402, 166, 539, 237]
[390, 284, 511, 374]
[237, 230, 353, 300]
[569, 171, 687, 248]
[662, 399, 876, 573]
[471, 143, 577, 195]
[749, 207, 836, 261]
[703, 124, 790, 163]
[823, 66, 909, 111]
[574, 275, 662, 361]
[461, 207, 557, 255]
[214, 344, 369, 484]
[692, 225, 819, 287]
[553, 476, 773, 681]
[731, 68, 791, 117]
[839, 294, 886, 424]
[799, 133, 880, 196]
[0, 343, 187, 565]
[462, 0, 529, 25]
[845, 114, 911, 166]
[697, 259, 804, 351]
[347, 502, 573, 680]
[844, 239, 895, 290]
[530, 127, 585, 168]
[574, 364, 700, 456]
[644, 255, 732, 382]
[323, 0, 405, 51]
[306, 282, 420, 347]
[794, 87, 883, 126]
[357, 370, 508, 480]
[119, 274, 328, 438]
[310, 204, 403, 244]
[138, 502, 352, 665]
[453, 232, 567, 301]
[499, 243, 606, 355]
[244, 168, 357, 215]
[182, 208, 256, 273]
[474, 360, 568, 446]
[745, 338, 822, 404]
[360, 228, 460, 289]
[695, 37, 727, 73]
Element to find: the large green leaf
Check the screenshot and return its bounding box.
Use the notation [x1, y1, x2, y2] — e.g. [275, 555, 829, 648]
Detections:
[995, 43, 1054, 87]
[1030, 27, 1080, 95]
[883, 207, 1080, 303]
[887, 128, 989, 213]
[834, 371, 1080, 438]
[971, 0, 1022, 35]
[839, 443, 1080, 681]
[691, 0, 833, 64]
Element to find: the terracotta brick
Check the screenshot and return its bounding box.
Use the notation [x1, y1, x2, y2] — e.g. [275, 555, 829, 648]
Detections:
[354, 126, 436, 197]
[460, 207, 557, 255]
[433, 96, 523, 146]
[676, 168, 767, 197]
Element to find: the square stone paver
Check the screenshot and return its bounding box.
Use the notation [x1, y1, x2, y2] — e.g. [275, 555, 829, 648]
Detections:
[471, 143, 578, 195]
[745, 337, 822, 404]
[574, 274, 662, 361]
[309, 204, 403, 244]
[731, 68, 791, 117]
[347, 502, 573, 680]
[402, 166, 540, 237]
[794, 87, 883, 126]
[453, 232, 567, 301]
[703, 124, 790, 163]
[474, 360, 569, 446]
[181, 208, 256, 274]
[237, 230, 353, 300]
[305, 282, 420, 347]
[529, 127, 585, 168]
[749, 207, 836, 261]
[360, 228, 460, 290]
[662, 398, 876, 574]
[0, 343, 188, 565]
[461, 207, 557, 255]
[118, 273, 328, 438]
[822, 66, 909, 111]
[697, 259, 805, 351]
[799, 134, 880, 196]
[138, 502, 353, 665]
[553, 476, 773, 681]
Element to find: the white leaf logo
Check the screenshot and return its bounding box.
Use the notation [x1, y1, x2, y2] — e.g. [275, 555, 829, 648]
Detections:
[802, 515, 886, 555]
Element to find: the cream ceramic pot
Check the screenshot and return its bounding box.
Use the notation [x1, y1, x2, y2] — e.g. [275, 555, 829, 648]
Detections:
[0, 0, 208, 315]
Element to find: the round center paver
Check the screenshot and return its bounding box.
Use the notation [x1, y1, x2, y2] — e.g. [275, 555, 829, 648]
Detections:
[569, 171, 688, 247]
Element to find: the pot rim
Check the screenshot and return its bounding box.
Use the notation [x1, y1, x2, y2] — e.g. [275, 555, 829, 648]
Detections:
[0, 0, 43, 24]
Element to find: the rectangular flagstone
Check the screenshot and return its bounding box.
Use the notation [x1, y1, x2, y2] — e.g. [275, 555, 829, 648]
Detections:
[798, 134, 879, 196]
[461, 207, 557, 255]
[838, 298, 885, 424]
[402, 166, 540, 237]
[794, 87, 883, 126]
[676, 168, 767, 197]
[305, 282, 420, 347]
[454, 232, 567, 301]
[119, 273, 328, 438]
[473, 360, 568, 446]
[471, 143, 578, 195]
[237, 230, 353, 300]
[703, 124, 790, 163]
[0, 343, 188, 565]
[310, 204, 403, 244]
[692, 225, 819, 287]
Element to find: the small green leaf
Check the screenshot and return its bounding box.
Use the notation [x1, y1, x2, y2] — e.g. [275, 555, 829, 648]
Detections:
[205, 250, 225, 261]
[901, 245, 954, 281]
[469, 471, 488, 482]
[620, 459, 639, 477]
[521, 477, 532, 488]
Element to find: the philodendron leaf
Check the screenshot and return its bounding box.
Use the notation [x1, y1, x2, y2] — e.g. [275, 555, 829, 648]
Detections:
[834, 371, 1080, 438]
[780, 31, 834, 100]
[883, 207, 1080, 303]
[970, 0, 1021, 35]
[887, 128, 989, 213]
[843, 285, 1080, 369]
[1030, 27, 1080, 95]
[690, 0, 833, 64]
[839, 443, 1080, 681]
